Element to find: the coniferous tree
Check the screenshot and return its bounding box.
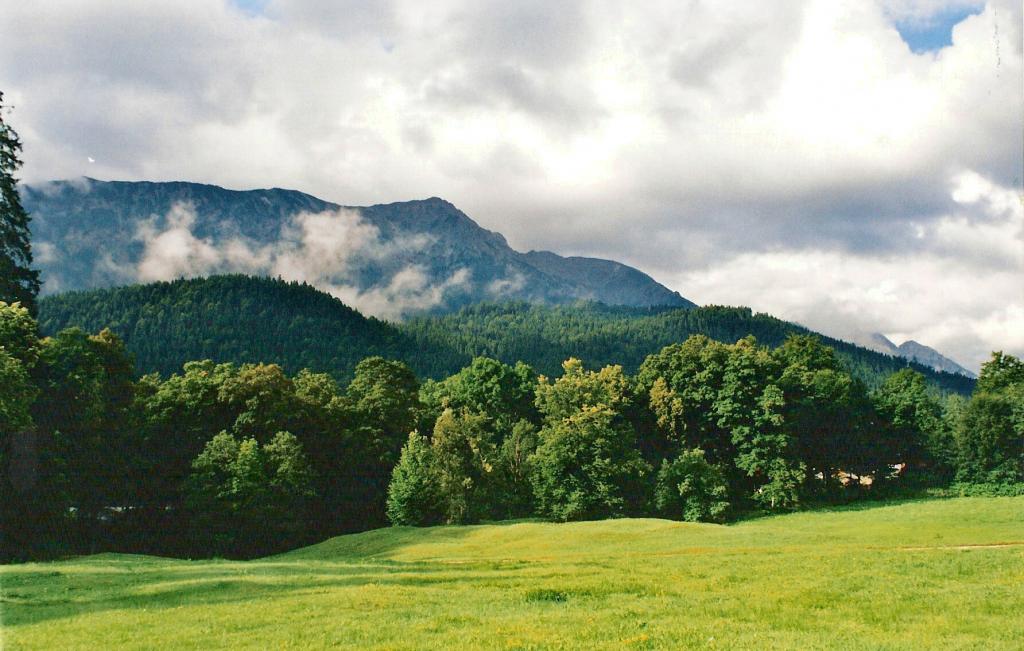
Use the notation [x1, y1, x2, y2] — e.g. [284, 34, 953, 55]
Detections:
[386, 431, 442, 526]
[0, 93, 40, 314]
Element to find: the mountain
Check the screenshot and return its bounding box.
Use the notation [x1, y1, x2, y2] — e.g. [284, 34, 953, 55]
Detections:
[22, 178, 693, 314]
[895, 340, 976, 378]
[38, 275, 976, 395]
[848, 332, 976, 378]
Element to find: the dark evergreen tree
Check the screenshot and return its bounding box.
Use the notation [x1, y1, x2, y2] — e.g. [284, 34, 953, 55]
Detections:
[0, 93, 40, 314]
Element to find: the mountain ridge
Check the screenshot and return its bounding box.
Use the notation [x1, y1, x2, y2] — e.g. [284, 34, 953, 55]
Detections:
[847, 332, 976, 378]
[22, 178, 693, 313]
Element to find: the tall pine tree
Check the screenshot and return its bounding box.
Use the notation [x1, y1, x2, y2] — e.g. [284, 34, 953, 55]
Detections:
[0, 92, 40, 314]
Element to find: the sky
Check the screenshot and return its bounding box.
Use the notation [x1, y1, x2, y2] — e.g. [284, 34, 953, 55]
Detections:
[1, 0, 1021, 371]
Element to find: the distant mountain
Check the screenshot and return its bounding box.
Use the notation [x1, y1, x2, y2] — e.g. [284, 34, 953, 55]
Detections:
[848, 332, 976, 378]
[38, 275, 977, 396]
[22, 178, 693, 314]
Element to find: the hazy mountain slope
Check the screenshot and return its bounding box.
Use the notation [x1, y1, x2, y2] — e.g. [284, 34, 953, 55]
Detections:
[848, 332, 975, 378]
[894, 340, 976, 378]
[38, 276, 975, 395]
[22, 178, 693, 311]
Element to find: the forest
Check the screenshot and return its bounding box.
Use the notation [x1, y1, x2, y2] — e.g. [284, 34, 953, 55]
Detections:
[38, 275, 976, 393]
[3, 299, 1022, 561]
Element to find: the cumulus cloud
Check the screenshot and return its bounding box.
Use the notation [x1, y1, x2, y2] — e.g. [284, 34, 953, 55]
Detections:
[2, 0, 1021, 367]
[675, 171, 1023, 371]
[134, 203, 468, 319]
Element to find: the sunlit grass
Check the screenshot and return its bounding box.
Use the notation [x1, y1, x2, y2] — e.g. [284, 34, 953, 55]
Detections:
[3, 497, 1023, 649]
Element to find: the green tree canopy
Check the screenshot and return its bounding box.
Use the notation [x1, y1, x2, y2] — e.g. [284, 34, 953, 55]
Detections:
[653, 448, 731, 523]
[531, 405, 649, 521]
[187, 430, 315, 558]
[386, 431, 442, 526]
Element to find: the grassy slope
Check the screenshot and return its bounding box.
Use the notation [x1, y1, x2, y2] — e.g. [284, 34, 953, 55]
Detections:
[3, 498, 1023, 650]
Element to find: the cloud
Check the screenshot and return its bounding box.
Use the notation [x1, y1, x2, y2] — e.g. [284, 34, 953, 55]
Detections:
[880, 0, 985, 26]
[136, 203, 226, 281]
[674, 170, 1023, 371]
[330, 267, 472, 321]
[33, 242, 58, 265]
[2, 0, 1021, 366]
[486, 271, 528, 298]
[134, 203, 468, 319]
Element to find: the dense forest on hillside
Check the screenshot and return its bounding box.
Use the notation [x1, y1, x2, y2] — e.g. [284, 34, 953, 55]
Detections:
[404, 302, 975, 394]
[38, 275, 975, 395]
[38, 276, 419, 381]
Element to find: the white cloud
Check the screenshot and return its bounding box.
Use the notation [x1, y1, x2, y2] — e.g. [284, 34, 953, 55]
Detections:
[675, 171, 1023, 372]
[136, 203, 224, 281]
[134, 203, 467, 319]
[487, 271, 528, 298]
[329, 267, 472, 321]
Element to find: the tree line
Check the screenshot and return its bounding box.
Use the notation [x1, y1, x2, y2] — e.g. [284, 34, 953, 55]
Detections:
[3, 300, 1021, 560]
[39, 276, 977, 395]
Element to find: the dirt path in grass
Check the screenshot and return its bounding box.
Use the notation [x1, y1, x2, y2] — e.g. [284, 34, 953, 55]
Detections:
[900, 541, 1024, 551]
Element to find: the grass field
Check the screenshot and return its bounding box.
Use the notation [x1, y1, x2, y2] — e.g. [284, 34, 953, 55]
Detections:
[2, 497, 1023, 650]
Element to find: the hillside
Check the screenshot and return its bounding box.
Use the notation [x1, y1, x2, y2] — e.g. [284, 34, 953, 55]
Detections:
[38, 275, 976, 394]
[402, 301, 976, 393]
[36, 275, 420, 382]
[3, 498, 1022, 650]
[22, 178, 693, 311]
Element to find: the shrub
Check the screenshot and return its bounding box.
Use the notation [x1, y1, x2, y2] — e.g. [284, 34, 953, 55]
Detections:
[653, 448, 730, 523]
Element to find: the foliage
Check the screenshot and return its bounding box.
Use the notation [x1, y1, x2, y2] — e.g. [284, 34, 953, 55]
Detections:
[951, 352, 1024, 485]
[496, 419, 539, 517]
[0, 300, 39, 366]
[186, 430, 315, 558]
[420, 356, 537, 429]
[954, 388, 1024, 484]
[5, 288, 1020, 561]
[31, 327, 139, 547]
[774, 336, 878, 486]
[0, 93, 40, 313]
[429, 409, 500, 524]
[37, 275, 419, 382]
[653, 448, 730, 522]
[403, 301, 975, 394]
[531, 405, 650, 521]
[0, 347, 33, 428]
[872, 368, 945, 479]
[975, 351, 1024, 394]
[386, 432, 442, 526]
[38, 278, 976, 396]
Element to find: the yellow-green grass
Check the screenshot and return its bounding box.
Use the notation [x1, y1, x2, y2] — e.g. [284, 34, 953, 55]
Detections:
[3, 497, 1023, 650]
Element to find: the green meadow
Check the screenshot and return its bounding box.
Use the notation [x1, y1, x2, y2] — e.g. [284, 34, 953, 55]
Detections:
[3, 497, 1022, 650]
